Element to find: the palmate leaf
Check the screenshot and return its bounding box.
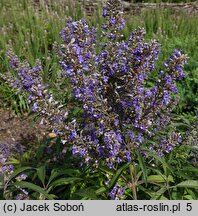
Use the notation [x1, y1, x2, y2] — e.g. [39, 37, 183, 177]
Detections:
[14, 181, 55, 200]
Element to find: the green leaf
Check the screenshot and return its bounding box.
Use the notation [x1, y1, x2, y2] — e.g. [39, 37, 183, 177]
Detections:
[36, 166, 46, 186]
[176, 180, 198, 189]
[50, 177, 82, 187]
[172, 122, 191, 128]
[72, 107, 83, 116]
[150, 187, 167, 200]
[181, 166, 198, 174]
[98, 165, 114, 175]
[192, 146, 198, 150]
[75, 188, 98, 200]
[109, 163, 130, 189]
[0, 175, 4, 189]
[147, 151, 173, 175]
[47, 168, 81, 187]
[57, 169, 81, 177]
[159, 195, 169, 200]
[139, 185, 168, 200]
[18, 95, 27, 112]
[175, 171, 192, 180]
[185, 188, 198, 200]
[138, 185, 155, 197]
[95, 187, 107, 195]
[183, 195, 193, 200]
[47, 169, 59, 186]
[136, 150, 147, 185]
[35, 143, 47, 160]
[14, 181, 54, 200]
[6, 158, 20, 165]
[171, 188, 182, 200]
[147, 175, 174, 183]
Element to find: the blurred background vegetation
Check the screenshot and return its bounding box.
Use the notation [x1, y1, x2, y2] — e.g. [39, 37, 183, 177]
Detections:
[0, 0, 197, 115]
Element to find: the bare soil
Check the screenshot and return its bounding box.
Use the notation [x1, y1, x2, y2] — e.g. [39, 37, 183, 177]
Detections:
[0, 108, 46, 146]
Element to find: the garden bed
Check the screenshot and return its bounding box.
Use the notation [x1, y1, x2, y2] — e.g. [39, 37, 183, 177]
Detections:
[0, 108, 46, 145]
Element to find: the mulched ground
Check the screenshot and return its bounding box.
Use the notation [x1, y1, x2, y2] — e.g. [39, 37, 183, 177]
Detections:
[0, 106, 48, 174]
[0, 108, 46, 146]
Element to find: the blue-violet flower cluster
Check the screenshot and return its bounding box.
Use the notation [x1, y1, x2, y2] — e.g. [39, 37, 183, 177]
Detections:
[4, 0, 188, 169]
[55, 0, 187, 167]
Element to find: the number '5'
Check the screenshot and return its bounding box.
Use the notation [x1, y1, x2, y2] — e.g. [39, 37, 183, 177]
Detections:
[186, 203, 192, 211]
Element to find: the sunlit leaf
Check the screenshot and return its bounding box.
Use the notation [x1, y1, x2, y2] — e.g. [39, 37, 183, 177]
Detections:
[176, 180, 198, 189]
[147, 175, 174, 183]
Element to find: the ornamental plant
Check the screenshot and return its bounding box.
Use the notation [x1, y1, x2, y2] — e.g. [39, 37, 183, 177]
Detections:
[54, 0, 187, 166]
[3, 0, 188, 199]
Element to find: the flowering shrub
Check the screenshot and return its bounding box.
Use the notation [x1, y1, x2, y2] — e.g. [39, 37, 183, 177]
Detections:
[2, 48, 68, 136]
[54, 0, 187, 168]
[4, 0, 187, 171]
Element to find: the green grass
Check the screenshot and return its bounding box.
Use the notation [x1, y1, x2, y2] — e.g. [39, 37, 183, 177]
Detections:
[0, 0, 84, 112]
[80, 4, 198, 114]
[0, 0, 197, 114]
[124, 8, 198, 114]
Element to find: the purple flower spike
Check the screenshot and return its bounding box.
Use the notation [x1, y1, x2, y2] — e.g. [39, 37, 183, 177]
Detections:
[3, 0, 188, 170]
